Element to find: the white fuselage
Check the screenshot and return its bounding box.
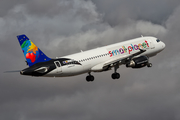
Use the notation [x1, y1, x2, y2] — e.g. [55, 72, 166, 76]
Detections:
[45, 36, 165, 77]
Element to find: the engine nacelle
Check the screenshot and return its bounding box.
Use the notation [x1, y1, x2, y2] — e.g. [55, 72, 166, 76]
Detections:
[126, 56, 149, 68]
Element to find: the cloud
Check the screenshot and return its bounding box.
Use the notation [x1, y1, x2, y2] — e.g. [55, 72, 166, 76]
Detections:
[91, 0, 180, 26]
[1, 0, 180, 120]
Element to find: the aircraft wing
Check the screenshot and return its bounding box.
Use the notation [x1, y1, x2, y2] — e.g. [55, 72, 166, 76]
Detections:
[104, 49, 146, 67]
[91, 49, 146, 72]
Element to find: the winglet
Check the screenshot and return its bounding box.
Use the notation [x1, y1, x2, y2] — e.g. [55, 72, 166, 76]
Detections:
[17, 34, 51, 66]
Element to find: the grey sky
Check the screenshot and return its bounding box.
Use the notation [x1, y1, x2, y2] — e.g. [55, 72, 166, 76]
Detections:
[0, 0, 180, 120]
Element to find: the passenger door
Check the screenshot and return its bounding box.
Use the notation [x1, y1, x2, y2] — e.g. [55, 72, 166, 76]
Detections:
[54, 61, 62, 73]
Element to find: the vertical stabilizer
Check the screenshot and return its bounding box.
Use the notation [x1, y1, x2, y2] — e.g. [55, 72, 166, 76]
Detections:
[17, 34, 51, 66]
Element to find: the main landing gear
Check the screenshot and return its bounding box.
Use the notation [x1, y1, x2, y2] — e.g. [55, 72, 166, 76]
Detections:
[111, 73, 120, 79]
[86, 64, 121, 82]
[86, 72, 94, 82]
[85, 62, 152, 82]
[111, 64, 120, 79]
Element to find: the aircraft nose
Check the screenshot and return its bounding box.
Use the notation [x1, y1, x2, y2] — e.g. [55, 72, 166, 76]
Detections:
[162, 42, 166, 49]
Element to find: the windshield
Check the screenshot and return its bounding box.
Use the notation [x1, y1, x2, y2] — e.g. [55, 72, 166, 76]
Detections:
[156, 39, 161, 42]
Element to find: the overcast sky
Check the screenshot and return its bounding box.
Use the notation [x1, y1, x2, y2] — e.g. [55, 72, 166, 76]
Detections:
[1, 0, 180, 120]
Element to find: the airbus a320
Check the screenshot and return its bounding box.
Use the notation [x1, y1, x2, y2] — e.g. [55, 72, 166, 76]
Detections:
[17, 34, 165, 82]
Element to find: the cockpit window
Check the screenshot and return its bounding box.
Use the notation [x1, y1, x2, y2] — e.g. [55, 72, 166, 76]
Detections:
[156, 39, 161, 42]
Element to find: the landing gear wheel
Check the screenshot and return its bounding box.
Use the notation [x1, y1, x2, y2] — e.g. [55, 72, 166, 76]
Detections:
[90, 75, 94, 81]
[86, 76, 90, 82]
[115, 73, 120, 79]
[111, 64, 120, 79]
[147, 63, 152, 67]
[111, 73, 120, 79]
[86, 75, 94, 82]
[112, 73, 116, 79]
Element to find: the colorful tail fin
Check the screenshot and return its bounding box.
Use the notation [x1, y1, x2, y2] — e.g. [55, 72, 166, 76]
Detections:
[17, 34, 51, 67]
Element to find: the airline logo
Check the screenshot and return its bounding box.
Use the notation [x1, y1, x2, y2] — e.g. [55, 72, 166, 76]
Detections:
[21, 39, 40, 63]
[109, 40, 149, 57]
[63, 60, 72, 64]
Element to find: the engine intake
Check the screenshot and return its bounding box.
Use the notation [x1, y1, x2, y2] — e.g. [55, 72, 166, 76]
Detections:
[126, 56, 149, 68]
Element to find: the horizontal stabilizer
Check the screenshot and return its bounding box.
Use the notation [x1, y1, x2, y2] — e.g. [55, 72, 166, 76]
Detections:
[4, 70, 21, 73]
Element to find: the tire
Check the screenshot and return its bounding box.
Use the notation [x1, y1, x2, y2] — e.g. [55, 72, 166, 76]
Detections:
[86, 75, 94, 82]
[147, 63, 152, 67]
[111, 73, 116, 79]
[115, 73, 120, 79]
[112, 73, 120, 79]
[86, 76, 90, 82]
[90, 76, 94, 81]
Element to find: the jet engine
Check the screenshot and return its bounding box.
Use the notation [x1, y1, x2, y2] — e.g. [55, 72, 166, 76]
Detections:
[126, 56, 149, 68]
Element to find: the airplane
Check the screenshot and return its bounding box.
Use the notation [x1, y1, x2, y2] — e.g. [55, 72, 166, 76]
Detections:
[17, 34, 165, 82]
